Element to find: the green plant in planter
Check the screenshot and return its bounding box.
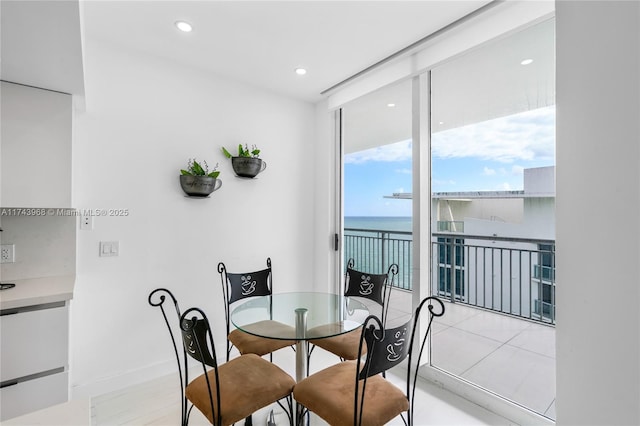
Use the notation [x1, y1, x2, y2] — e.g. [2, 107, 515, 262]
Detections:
[222, 144, 260, 159]
[179, 158, 222, 197]
[221, 144, 266, 178]
[180, 158, 220, 178]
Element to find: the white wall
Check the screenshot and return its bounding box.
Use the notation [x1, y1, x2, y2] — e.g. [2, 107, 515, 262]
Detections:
[70, 38, 316, 397]
[556, 1, 640, 425]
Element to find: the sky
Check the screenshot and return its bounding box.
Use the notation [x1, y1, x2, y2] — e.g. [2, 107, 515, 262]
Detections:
[344, 105, 556, 217]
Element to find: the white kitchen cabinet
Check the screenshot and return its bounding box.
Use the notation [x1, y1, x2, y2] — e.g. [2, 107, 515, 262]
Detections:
[0, 372, 69, 421]
[0, 301, 69, 421]
[0, 81, 72, 207]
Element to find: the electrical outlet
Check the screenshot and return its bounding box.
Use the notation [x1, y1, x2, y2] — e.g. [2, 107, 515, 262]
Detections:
[1, 244, 15, 263]
[80, 215, 93, 230]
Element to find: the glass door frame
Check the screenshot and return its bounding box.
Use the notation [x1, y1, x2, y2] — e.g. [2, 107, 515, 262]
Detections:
[332, 70, 554, 426]
[333, 107, 345, 295]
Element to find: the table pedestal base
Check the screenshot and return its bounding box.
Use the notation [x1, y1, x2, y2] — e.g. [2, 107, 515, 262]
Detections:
[295, 308, 308, 426]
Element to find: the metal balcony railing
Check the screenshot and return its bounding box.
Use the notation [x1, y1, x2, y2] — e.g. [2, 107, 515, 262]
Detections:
[533, 264, 555, 281]
[343, 228, 556, 325]
[343, 228, 413, 290]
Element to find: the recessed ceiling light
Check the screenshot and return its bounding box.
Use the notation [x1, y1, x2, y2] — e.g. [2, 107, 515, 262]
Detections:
[387, 103, 396, 108]
[520, 58, 533, 65]
[439, 121, 444, 125]
[175, 21, 193, 32]
[295, 68, 307, 76]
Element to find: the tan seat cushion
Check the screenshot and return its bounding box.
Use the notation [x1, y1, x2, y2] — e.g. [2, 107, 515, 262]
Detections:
[293, 360, 408, 426]
[186, 353, 295, 426]
[308, 326, 365, 360]
[229, 320, 296, 355]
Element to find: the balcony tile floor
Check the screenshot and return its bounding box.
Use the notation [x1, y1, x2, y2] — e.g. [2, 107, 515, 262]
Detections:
[388, 290, 556, 421]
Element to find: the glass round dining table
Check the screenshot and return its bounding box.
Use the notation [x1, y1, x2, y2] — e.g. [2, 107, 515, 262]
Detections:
[231, 292, 369, 372]
[230, 292, 369, 425]
[231, 292, 369, 377]
[231, 292, 369, 425]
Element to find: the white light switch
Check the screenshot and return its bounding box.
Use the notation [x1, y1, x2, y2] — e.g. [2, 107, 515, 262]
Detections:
[99, 241, 119, 257]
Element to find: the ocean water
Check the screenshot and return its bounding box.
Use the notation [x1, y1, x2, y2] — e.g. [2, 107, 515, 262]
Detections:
[343, 216, 413, 289]
[344, 216, 412, 233]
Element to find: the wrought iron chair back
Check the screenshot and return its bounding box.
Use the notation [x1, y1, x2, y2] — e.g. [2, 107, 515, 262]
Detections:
[150, 287, 295, 426]
[354, 296, 445, 426]
[147, 288, 195, 426]
[307, 259, 400, 369]
[180, 307, 223, 425]
[218, 258, 273, 361]
[344, 258, 398, 326]
[404, 296, 446, 425]
[358, 319, 411, 379]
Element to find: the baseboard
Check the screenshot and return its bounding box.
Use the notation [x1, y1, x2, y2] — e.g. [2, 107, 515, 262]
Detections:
[70, 359, 176, 400]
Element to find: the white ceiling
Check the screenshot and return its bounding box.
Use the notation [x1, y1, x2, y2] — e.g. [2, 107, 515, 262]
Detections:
[343, 16, 555, 153]
[82, 0, 497, 103]
[1, 0, 495, 102]
[1, 1, 554, 155]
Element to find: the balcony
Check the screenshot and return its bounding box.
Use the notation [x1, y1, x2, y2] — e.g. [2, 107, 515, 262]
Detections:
[437, 220, 465, 232]
[344, 228, 557, 420]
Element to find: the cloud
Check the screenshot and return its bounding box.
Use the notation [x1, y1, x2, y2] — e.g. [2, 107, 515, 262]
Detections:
[483, 167, 496, 176]
[395, 168, 412, 175]
[345, 140, 412, 164]
[511, 165, 524, 175]
[432, 106, 555, 163]
[344, 106, 555, 166]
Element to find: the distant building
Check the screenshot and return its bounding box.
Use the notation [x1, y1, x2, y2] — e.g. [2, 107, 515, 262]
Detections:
[432, 165, 555, 240]
[433, 166, 555, 322]
[387, 166, 556, 322]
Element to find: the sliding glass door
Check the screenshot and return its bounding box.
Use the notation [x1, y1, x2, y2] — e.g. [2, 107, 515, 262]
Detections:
[428, 18, 556, 420]
[335, 16, 556, 422]
[341, 79, 413, 322]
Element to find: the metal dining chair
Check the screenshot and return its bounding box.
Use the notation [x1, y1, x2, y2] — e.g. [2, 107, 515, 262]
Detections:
[293, 296, 445, 426]
[308, 258, 398, 362]
[218, 257, 295, 362]
[148, 288, 295, 426]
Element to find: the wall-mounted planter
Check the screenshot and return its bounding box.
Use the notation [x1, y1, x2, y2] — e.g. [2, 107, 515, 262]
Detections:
[179, 175, 222, 197]
[231, 157, 267, 178]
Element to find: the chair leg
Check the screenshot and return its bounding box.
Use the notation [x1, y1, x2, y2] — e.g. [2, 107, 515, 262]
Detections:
[276, 394, 294, 426]
[296, 406, 309, 426]
[306, 344, 313, 376]
[267, 410, 276, 426]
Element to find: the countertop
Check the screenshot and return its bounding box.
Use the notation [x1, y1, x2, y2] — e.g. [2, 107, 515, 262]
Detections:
[0, 275, 75, 311]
